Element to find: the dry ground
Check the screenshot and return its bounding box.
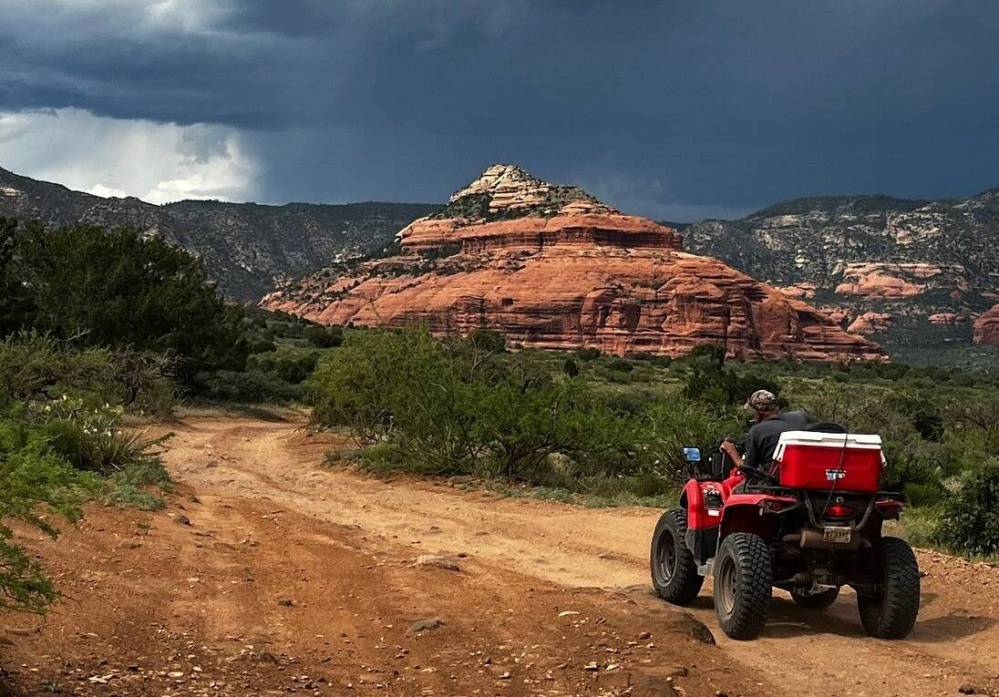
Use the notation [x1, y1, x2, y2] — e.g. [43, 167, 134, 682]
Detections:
[2, 410, 998, 697]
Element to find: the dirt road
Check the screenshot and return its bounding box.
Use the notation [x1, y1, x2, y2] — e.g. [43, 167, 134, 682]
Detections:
[4, 412, 999, 696]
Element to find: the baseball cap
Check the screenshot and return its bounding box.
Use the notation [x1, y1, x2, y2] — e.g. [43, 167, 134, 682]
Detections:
[745, 389, 778, 412]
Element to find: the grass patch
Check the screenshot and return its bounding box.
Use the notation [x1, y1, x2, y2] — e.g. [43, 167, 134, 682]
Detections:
[91, 458, 173, 510]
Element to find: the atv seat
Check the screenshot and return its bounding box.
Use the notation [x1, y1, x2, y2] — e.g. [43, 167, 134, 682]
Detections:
[807, 421, 847, 433]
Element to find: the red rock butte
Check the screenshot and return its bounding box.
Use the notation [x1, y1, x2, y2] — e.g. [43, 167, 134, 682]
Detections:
[973, 304, 999, 346]
[262, 164, 884, 361]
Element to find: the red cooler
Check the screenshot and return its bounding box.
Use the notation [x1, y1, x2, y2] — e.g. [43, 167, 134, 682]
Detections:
[774, 431, 884, 492]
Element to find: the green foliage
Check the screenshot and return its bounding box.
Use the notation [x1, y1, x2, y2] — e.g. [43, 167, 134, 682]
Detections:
[0, 332, 114, 408]
[0, 332, 175, 416]
[310, 327, 726, 493]
[0, 416, 86, 612]
[563, 357, 579, 378]
[190, 369, 305, 403]
[0, 218, 34, 335]
[933, 462, 999, 557]
[575, 347, 601, 361]
[467, 329, 506, 354]
[3, 222, 247, 385]
[638, 401, 745, 480]
[0, 403, 171, 613]
[28, 397, 168, 475]
[0, 335, 174, 613]
[680, 344, 783, 407]
[303, 324, 344, 348]
[248, 350, 320, 384]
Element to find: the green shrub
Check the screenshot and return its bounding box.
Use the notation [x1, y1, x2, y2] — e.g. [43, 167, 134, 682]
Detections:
[92, 457, 172, 510]
[303, 324, 344, 348]
[3, 222, 247, 386]
[902, 481, 946, 508]
[29, 398, 168, 475]
[681, 344, 783, 407]
[0, 416, 86, 612]
[0, 332, 115, 408]
[191, 369, 304, 403]
[0, 333, 175, 416]
[638, 401, 744, 481]
[563, 358, 579, 378]
[309, 327, 741, 491]
[247, 350, 320, 384]
[467, 329, 506, 354]
[575, 347, 601, 361]
[608, 358, 634, 372]
[933, 462, 999, 557]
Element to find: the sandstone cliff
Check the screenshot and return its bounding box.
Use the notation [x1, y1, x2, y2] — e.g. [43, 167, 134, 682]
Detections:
[682, 191, 999, 355]
[262, 165, 883, 361]
[974, 304, 999, 346]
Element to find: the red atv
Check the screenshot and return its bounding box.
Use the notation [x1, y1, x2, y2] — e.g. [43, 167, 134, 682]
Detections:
[650, 429, 920, 640]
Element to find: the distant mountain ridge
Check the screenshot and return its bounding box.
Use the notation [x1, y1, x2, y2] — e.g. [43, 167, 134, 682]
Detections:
[0, 166, 437, 300]
[3, 164, 997, 359]
[678, 189, 999, 357]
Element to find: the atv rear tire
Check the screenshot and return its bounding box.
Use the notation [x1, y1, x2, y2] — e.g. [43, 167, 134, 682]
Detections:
[857, 536, 920, 639]
[650, 509, 703, 605]
[791, 586, 840, 610]
[713, 532, 772, 640]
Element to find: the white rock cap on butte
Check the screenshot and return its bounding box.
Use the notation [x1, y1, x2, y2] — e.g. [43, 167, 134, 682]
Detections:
[446, 163, 613, 217]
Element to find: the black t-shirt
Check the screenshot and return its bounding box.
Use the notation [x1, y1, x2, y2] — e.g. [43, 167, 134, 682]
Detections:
[743, 410, 812, 470]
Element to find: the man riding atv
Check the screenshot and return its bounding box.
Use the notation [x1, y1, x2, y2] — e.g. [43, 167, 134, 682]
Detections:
[721, 389, 810, 481]
[650, 388, 920, 640]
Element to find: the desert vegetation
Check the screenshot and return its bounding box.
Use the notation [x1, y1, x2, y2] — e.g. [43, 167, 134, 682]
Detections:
[1, 216, 997, 621]
[308, 327, 999, 558]
[0, 218, 335, 613]
[0, 332, 171, 612]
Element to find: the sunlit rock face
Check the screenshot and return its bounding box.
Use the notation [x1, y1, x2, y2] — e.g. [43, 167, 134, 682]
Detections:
[974, 304, 999, 346]
[262, 165, 883, 361]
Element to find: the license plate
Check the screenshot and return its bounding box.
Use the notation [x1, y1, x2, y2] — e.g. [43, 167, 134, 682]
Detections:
[823, 526, 852, 543]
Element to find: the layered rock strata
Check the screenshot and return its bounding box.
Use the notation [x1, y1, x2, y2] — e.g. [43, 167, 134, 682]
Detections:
[974, 304, 999, 346]
[263, 165, 883, 361]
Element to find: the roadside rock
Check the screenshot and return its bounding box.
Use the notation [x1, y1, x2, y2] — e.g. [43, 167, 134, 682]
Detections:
[408, 618, 444, 633]
[412, 554, 461, 571]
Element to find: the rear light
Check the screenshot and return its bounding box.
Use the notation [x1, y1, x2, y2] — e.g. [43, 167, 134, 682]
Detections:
[876, 498, 903, 519]
[824, 503, 856, 518]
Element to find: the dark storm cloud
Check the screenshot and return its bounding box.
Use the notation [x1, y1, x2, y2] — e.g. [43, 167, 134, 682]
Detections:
[2, 0, 998, 219]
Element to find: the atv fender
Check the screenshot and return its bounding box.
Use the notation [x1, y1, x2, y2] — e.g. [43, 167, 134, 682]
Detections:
[719, 493, 797, 540]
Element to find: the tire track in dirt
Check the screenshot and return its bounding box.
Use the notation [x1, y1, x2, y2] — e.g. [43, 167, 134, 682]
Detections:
[159, 413, 999, 697]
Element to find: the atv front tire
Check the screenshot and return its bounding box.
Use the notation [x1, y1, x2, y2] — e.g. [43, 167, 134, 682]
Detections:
[713, 532, 772, 640]
[857, 536, 920, 639]
[791, 586, 840, 610]
[650, 509, 703, 605]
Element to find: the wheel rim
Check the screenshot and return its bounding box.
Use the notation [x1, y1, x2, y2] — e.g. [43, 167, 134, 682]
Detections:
[717, 555, 737, 615]
[655, 528, 676, 584]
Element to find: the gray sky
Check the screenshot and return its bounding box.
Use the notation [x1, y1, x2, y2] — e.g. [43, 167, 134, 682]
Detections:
[1, 0, 997, 220]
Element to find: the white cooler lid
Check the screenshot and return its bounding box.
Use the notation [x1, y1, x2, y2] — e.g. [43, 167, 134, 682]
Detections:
[774, 431, 883, 461]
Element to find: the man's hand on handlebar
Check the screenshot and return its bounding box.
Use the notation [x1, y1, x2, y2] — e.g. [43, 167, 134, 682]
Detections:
[720, 438, 743, 468]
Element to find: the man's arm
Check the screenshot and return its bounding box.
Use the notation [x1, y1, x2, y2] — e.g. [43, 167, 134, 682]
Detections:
[720, 438, 743, 469]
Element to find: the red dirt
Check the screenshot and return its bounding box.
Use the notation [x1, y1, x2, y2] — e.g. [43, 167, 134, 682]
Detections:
[3, 411, 998, 697]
